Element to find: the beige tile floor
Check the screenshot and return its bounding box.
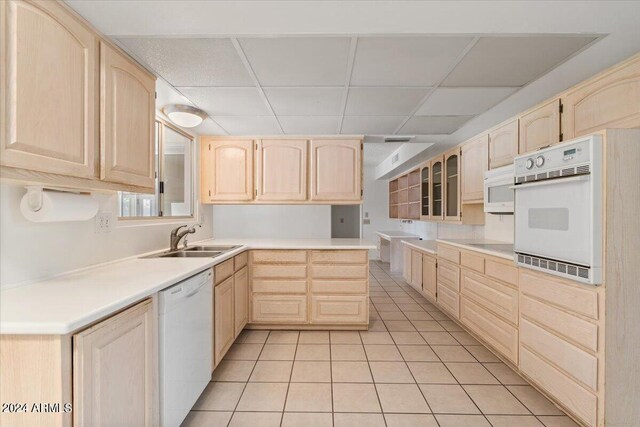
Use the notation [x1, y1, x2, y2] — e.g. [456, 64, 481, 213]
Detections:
[182, 261, 579, 427]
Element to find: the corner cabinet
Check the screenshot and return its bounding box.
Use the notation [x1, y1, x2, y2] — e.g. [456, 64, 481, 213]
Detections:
[310, 139, 362, 202]
[519, 98, 561, 154]
[0, 0, 98, 178]
[461, 135, 488, 203]
[73, 299, 155, 427]
[444, 148, 461, 221]
[256, 139, 307, 201]
[201, 139, 254, 202]
[100, 42, 156, 188]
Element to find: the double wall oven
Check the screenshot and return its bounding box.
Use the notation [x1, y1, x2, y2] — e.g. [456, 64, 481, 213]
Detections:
[513, 135, 602, 284]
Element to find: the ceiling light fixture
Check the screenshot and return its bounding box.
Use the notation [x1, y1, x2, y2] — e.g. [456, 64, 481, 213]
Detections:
[162, 104, 207, 128]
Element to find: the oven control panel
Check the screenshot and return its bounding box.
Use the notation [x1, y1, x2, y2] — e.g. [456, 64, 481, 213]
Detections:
[514, 136, 598, 178]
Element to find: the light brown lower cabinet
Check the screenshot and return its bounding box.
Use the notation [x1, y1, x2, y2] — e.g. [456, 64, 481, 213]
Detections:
[73, 299, 155, 427]
[422, 255, 437, 302]
[234, 266, 249, 337]
[410, 250, 423, 292]
[251, 294, 308, 323]
[402, 245, 412, 284]
[311, 295, 368, 324]
[214, 276, 235, 366]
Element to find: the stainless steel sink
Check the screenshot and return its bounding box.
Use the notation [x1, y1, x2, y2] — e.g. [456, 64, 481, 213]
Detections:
[184, 245, 241, 252]
[155, 251, 222, 258]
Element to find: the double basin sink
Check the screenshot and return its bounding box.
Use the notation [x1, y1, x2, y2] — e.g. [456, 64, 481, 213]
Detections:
[144, 245, 241, 259]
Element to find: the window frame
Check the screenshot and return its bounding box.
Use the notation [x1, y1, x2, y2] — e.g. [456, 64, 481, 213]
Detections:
[117, 117, 196, 222]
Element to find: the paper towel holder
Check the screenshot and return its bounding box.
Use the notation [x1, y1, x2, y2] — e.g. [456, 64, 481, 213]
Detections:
[23, 186, 92, 212]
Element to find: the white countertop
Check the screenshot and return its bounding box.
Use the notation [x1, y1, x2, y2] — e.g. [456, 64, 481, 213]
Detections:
[0, 238, 375, 335]
[376, 230, 420, 239]
[401, 240, 438, 255]
[436, 239, 514, 260]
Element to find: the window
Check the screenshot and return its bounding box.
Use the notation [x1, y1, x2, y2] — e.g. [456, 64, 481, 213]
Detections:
[119, 119, 194, 218]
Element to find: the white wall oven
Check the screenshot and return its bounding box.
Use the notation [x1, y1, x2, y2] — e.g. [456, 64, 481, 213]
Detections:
[484, 165, 514, 214]
[513, 135, 602, 284]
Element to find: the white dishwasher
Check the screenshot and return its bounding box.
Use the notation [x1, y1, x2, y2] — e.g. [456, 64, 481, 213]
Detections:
[159, 268, 213, 427]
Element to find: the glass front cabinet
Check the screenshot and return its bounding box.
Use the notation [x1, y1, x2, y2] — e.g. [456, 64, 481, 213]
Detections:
[430, 156, 444, 220]
[444, 147, 461, 221]
[420, 162, 430, 220]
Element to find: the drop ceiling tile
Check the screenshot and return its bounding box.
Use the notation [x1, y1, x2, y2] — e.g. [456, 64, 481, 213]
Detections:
[351, 36, 474, 86]
[341, 116, 406, 135]
[399, 116, 473, 135]
[416, 87, 518, 116]
[264, 87, 344, 115]
[178, 87, 270, 116]
[117, 38, 253, 86]
[443, 36, 597, 87]
[278, 116, 340, 134]
[239, 37, 351, 86]
[193, 118, 227, 135]
[345, 87, 430, 116]
[214, 116, 282, 135]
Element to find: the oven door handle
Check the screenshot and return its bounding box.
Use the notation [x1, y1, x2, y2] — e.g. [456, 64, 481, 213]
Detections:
[510, 175, 589, 190]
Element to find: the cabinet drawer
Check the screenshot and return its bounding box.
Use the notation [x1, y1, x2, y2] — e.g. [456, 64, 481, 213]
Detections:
[215, 259, 234, 284]
[311, 250, 367, 264]
[311, 280, 367, 295]
[520, 295, 598, 352]
[461, 269, 518, 325]
[520, 270, 599, 320]
[437, 244, 460, 264]
[520, 318, 598, 391]
[252, 264, 307, 279]
[251, 295, 308, 323]
[234, 252, 248, 270]
[485, 259, 518, 286]
[437, 260, 460, 291]
[311, 296, 368, 324]
[251, 250, 307, 264]
[460, 297, 518, 364]
[436, 284, 459, 319]
[252, 280, 307, 294]
[311, 265, 367, 280]
[461, 251, 485, 274]
[520, 346, 597, 427]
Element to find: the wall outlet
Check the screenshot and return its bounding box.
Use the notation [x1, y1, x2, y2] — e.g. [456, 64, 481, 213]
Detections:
[94, 212, 114, 234]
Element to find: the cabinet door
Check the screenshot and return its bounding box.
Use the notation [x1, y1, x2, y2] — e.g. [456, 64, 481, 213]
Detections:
[420, 163, 430, 219]
[310, 139, 362, 202]
[422, 255, 437, 301]
[0, 0, 97, 178]
[461, 135, 488, 203]
[410, 250, 423, 291]
[214, 277, 235, 366]
[431, 157, 444, 220]
[100, 42, 155, 189]
[403, 245, 412, 284]
[256, 139, 307, 201]
[234, 266, 249, 338]
[444, 148, 461, 221]
[519, 99, 561, 154]
[562, 55, 640, 139]
[73, 300, 155, 427]
[201, 139, 254, 202]
[489, 119, 519, 169]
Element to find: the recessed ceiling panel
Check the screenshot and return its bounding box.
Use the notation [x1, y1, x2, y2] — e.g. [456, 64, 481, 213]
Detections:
[239, 37, 351, 86]
[443, 36, 597, 87]
[178, 87, 270, 116]
[278, 116, 339, 134]
[117, 38, 253, 86]
[341, 116, 406, 135]
[345, 87, 430, 116]
[416, 87, 518, 116]
[214, 116, 282, 135]
[399, 116, 473, 135]
[264, 87, 344, 115]
[351, 36, 474, 86]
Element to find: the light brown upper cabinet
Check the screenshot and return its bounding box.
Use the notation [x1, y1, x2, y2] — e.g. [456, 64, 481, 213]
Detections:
[461, 135, 488, 203]
[201, 138, 254, 202]
[420, 162, 431, 220]
[256, 139, 307, 201]
[100, 42, 156, 189]
[489, 119, 519, 169]
[562, 54, 640, 140]
[519, 98, 561, 154]
[431, 156, 445, 220]
[73, 299, 155, 427]
[310, 139, 362, 202]
[0, 0, 98, 178]
[444, 147, 461, 221]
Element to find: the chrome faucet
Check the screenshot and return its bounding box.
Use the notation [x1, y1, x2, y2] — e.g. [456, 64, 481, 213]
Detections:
[170, 224, 202, 251]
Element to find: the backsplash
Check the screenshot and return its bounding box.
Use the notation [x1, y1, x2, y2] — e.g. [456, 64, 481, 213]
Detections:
[397, 220, 483, 240]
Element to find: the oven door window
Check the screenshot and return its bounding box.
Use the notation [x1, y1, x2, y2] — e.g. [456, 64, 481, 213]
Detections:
[488, 183, 513, 204]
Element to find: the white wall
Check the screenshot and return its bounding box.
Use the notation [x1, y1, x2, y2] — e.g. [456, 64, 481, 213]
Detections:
[211, 205, 331, 239]
[362, 165, 402, 258]
[484, 213, 514, 243]
[0, 182, 213, 288]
